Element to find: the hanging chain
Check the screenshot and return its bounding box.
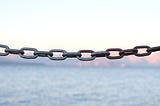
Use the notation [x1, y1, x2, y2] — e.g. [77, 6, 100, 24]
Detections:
[0, 44, 160, 61]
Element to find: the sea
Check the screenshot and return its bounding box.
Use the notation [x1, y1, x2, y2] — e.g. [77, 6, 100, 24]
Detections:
[0, 64, 160, 106]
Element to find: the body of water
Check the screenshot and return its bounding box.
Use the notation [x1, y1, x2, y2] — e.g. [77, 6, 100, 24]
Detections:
[0, 65, 160, 106]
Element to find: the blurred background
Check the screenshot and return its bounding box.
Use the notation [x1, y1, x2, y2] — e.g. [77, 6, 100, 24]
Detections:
[0, 0, 160, 106]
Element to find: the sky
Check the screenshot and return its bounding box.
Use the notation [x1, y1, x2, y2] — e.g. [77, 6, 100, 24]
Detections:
[0, 0, 160, 51]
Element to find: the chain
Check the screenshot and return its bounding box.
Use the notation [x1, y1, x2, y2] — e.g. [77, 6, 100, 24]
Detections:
[0, 44, 160, 61]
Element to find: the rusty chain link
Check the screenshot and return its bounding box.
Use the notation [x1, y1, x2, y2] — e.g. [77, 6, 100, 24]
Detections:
[0, 44, 160, 61]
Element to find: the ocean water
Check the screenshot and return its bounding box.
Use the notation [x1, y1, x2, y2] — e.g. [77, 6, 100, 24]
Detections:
[0, 65, 160, 106]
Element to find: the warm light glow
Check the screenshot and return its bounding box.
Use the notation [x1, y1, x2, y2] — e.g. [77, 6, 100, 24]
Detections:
[145, 53, 160, 64]
[0, 0, 160, 52]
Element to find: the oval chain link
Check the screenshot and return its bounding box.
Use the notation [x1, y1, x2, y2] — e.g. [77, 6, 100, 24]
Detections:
[77, 50, 96, 61]
[133, 46, 151, 57]
[19, 47, 38, 59]
[106, 48, 124, 59]
[48, 49, 67, 60]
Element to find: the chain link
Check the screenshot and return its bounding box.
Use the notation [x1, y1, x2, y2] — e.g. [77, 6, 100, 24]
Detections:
[0, 44, 10, 56]
[119, 49, 137, 56]
[77, 50, 96, 61]
[19, 47, 38, 59]
[48, 49, 67, 60]
[91, 51, 109, 57]
[147, 46, 160, 52]
[133, 46, 151, 57]
[106, 48, 124, 59]
[0, 44, 160, 61]
[63, 52, 81, 58]
[5, 48, 24, 55]
[34, 51, 52, 57]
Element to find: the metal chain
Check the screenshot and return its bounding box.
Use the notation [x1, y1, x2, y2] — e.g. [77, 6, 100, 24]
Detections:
[0, 44, 160, 61]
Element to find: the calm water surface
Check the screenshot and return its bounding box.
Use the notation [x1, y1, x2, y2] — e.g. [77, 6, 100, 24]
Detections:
[0, 65, 160, 106]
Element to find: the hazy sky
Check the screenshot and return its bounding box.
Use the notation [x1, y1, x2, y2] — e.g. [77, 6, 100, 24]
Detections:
[0, 0, 160, 51]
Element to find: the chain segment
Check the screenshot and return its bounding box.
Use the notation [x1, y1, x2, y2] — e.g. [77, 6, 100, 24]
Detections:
[91, 51, 109, 57]
[77, 50, 96, 61]
[147, 46, 160, 52]
[48, 49, 67, 60]
[106, 48, 124, 59]
[0, 44, 10, 56]
[19, 47, 38, 59]
[34, 51, 53, 57]
[133, 46, 151, 57]
[5, 49, 24, 55]
[63, 52, 81, 58]
[119, 49, 137, 56]
[0, 44, 160, 61]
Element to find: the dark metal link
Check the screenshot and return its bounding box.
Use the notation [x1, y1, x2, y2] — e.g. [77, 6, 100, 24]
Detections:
[134, 46, 151, 57]
[0, 44, 9, 56]
[106, 48, 124, 59]
[91, 51, 109, 57]
[63, 52, 81, 58]
[19, 47, 38, 59]
[48, 49, 67, 60]
[34, 51, 53, 57]
[147, 46, 160, 52]
[5, 48, 24, 55]
[120, 49, 137, 56]
[77, 50, 96, 61]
